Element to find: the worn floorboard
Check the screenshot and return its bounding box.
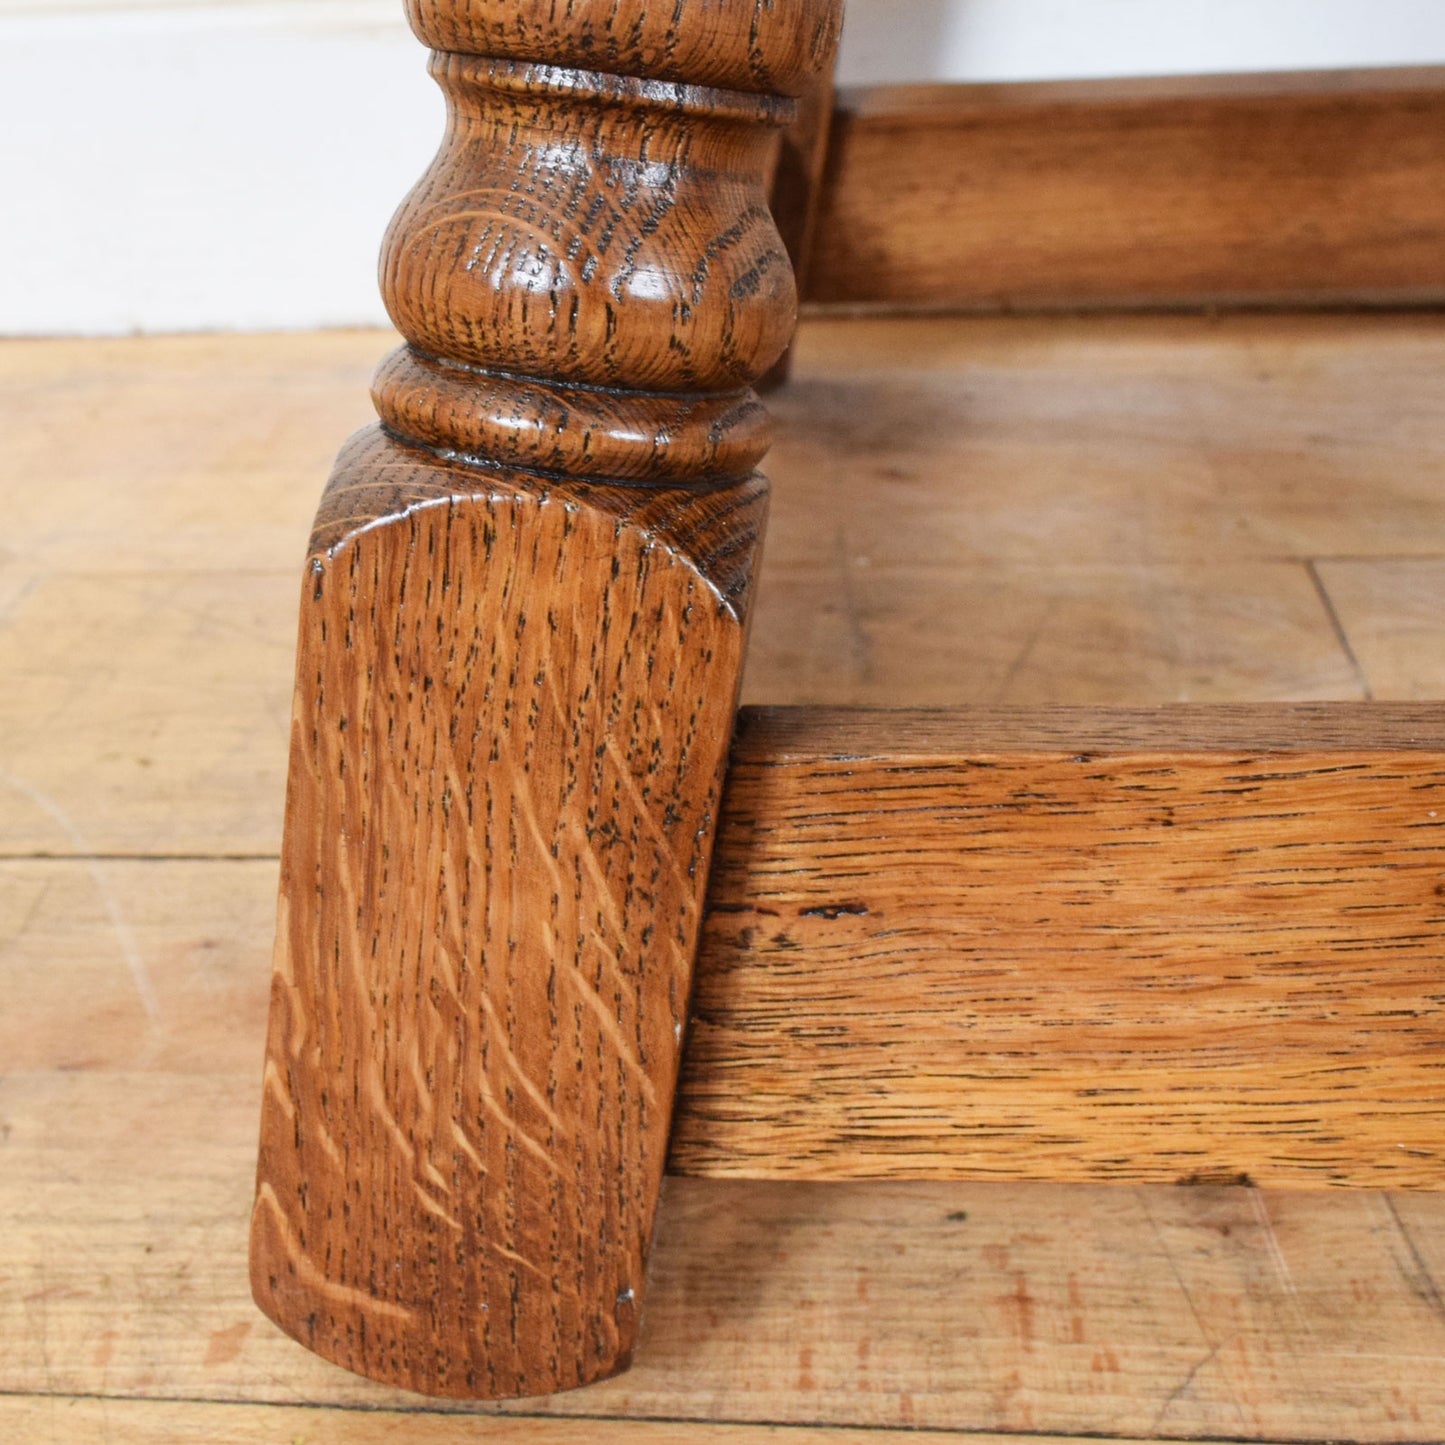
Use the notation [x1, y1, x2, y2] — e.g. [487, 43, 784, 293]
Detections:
[0, 1398, 1257, 1445]
[1, 315, 1443, 1442]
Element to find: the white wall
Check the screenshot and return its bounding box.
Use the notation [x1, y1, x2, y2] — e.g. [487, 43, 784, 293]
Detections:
[0, 3, 437, 335]
[838, 0, 1445, 85]
[4, 0, 1445, 335]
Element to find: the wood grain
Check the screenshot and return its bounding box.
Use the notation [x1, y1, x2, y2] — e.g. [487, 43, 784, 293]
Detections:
[253, 439, 765, 1399]
[7, 1066, 1445, 1439]
[404, 0, 841, 97]
[3, 315, 1442, 861]
[806, 68, 1445, 310]
[0, 859, 276, 1075]
[0, 1396, 1254, 1445]
[766, 313, 1445, 570]
[250, 0, 841, 1401]
[5, 319, 1445, 1440]
[743, 560, 1364, 706]
[1316, 559, 1445, 702]
[673, 705, 1445, 1187]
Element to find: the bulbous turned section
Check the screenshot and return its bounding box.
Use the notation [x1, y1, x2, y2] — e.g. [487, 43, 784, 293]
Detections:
[376, 54, 806, 479]
[383, 58, 795, 389]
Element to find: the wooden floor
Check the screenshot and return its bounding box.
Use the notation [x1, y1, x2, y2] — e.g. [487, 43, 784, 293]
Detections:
[2, 313, 1444, 1443]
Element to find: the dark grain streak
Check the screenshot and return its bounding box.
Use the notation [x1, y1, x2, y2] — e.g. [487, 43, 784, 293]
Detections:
[672, 705, 1445, 1188]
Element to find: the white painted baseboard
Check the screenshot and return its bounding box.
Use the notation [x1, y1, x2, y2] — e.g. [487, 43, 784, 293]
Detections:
[4, 0, 1443, 335]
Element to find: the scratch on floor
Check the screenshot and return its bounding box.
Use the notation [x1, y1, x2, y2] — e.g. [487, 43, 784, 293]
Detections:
[1384, 1193, 1445, 1322]
[0, 770, 161, 1026]
[834, 524, 874, 688]
[1249, 1187, 1315, 1338]
[1134, 1187, 1249, 1430]
[1306, 558, 1375, 702]
[993, 597, 1061, 703]
[1150, 1338, 1224, 1434]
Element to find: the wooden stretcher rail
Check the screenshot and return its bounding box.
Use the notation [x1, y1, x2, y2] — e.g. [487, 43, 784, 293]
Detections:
[672, 705, 1445, 1189]
[803, 67, 1445, 311]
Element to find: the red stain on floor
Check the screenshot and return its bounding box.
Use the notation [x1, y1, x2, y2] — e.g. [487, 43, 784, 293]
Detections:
[203, 1320, 251, 1367]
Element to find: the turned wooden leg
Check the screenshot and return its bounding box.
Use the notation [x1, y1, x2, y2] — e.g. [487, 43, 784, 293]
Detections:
[249, 0, 841, 1402]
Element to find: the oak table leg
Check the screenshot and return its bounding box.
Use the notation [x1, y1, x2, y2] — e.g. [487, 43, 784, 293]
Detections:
[249, 0, 841, 1402]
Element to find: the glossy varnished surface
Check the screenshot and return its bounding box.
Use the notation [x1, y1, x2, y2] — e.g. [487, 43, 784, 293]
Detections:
[405, 0, 841, 96]
[380, 57, 797, 394]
